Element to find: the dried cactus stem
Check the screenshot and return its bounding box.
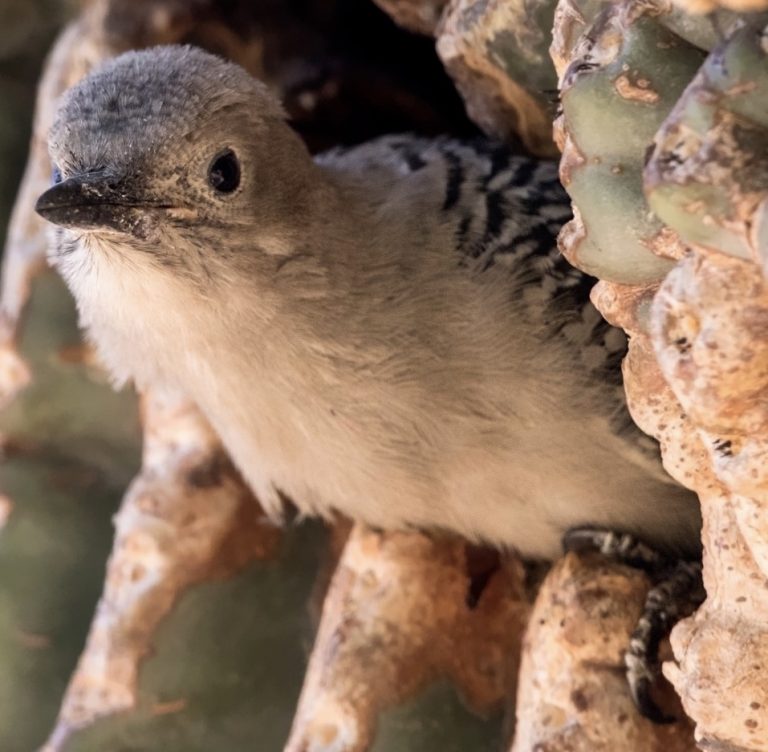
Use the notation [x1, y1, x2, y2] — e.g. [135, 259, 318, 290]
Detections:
[0, 493, 12, 529]
[286, 524, 530, 752]
[671, 0, 768, 16]
[589, 258, 768, 752]
[0, 21, 86, 408]
[510, 552, 697, 751]
[40, 391, 280, 752]
[649, 252, 768, 751]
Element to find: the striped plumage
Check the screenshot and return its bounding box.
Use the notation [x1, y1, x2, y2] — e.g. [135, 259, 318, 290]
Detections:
[321, 134, 661, 464]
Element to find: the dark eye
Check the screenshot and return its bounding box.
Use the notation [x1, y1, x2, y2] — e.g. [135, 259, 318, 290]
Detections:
[52, 165, 62, 185]
[208, 149, 240, 193]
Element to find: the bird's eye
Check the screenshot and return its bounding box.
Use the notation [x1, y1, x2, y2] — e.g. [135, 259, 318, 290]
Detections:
[51, 165, 62, 185]
[207, 149, 240, 193]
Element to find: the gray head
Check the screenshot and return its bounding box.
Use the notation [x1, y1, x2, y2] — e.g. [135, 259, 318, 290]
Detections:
[36, 45, 319, 277]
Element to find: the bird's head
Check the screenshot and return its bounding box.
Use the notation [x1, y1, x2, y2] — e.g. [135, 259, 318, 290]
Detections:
[36, 45, 320, 280]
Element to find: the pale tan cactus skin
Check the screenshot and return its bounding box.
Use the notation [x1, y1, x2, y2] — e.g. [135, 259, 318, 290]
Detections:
[554, 2, 768, 749]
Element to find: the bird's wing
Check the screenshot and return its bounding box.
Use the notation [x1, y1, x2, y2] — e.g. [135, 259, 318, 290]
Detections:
[318, 136, 667, 477]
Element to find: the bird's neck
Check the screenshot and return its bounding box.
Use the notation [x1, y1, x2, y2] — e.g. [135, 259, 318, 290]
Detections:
[227, 156, 395, 298]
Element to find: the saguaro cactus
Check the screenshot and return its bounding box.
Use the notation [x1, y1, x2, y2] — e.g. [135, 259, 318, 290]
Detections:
[5, 1, 768, 750]
[555, 2, 768, 749]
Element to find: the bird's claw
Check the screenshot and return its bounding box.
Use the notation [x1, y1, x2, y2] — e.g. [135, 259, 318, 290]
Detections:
[562, 526, 704, 725]
[562, 526, 666, 572]
[626, 672, 676, 725]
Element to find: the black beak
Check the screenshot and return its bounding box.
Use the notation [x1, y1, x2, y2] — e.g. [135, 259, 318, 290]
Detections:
[35, 170, 147, 235]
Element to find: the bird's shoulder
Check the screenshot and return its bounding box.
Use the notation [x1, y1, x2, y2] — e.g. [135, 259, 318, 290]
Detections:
[317, 136, 598, 353]
[317, 134, 666, 475]
[317, 135, 572, 275]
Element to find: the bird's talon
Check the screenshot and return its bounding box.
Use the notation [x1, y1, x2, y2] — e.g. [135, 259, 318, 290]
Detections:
[628, 675, 676, 725]
[561, 526, 667, 573]
[565, 529, 703, 723]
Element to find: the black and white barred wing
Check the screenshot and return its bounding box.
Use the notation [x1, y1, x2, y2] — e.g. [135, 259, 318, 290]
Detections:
[319, 137, 619, 376]
[318, 135, 666, 476]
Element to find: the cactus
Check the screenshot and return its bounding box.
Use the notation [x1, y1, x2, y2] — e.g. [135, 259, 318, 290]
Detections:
[557, 1, 707, 284]
[436, 0, 562, 156]
[645, 22, 768, 263]
[556, 2, 768, 750]
[557, 2, 768, 286]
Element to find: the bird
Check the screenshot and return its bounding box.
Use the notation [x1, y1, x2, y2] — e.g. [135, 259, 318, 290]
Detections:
[35, 44, 699, 559]
[35, 45, 701, 717]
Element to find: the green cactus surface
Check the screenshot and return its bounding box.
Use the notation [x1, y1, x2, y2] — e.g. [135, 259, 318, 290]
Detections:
[645, 21, 768, 261]
[559, 4, 706, 283]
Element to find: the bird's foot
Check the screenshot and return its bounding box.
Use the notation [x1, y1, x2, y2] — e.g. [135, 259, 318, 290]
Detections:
[562, 527, 667, 572]
[563, 527, 704, 724]
[626, 558, 705, 723]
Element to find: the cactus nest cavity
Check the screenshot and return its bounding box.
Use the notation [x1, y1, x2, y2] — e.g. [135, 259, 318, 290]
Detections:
[2, 0, 768, 751]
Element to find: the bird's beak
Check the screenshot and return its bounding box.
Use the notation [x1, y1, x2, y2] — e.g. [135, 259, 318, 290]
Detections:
[35, 170, 149, 235]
